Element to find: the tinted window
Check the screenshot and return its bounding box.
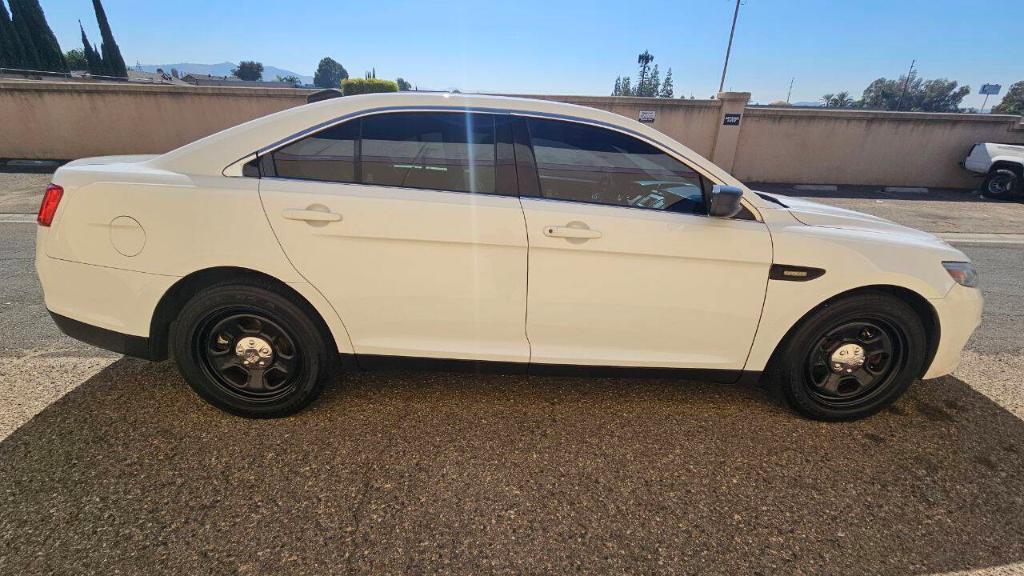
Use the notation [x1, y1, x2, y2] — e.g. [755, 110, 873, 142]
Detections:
[527, 118, 706, 214]
[361, 113, 496, 194]
[272, 121, 358, 183]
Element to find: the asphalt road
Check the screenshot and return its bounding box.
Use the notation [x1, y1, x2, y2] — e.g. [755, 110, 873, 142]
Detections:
[2, 186, 1024, 574]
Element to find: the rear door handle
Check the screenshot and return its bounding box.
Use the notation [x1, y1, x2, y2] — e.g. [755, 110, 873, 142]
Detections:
[282, 209, 342, 223]
[544, 225, 602, 240]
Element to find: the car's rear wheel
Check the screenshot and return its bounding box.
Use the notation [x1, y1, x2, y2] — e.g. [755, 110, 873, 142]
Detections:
[171, 282, 334, 418]
[771, 293, 927, 421]
[980, 168, 1021, 200]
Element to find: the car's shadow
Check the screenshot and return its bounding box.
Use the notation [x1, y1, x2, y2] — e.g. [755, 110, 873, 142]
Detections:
[1, 359, 1022, 575]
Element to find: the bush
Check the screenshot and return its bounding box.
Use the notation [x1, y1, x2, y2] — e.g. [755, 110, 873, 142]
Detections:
[341, 78, 399, 96]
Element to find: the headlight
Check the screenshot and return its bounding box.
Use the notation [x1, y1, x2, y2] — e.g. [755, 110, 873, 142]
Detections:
[943, 261, 979, 288]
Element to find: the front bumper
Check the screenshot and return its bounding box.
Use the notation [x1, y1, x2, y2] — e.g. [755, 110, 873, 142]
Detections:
[923, 284, 984, 379]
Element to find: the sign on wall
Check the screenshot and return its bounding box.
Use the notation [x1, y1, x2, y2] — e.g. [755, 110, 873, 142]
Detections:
[723, 113, 742, 126]
[638, 110, 656, 123]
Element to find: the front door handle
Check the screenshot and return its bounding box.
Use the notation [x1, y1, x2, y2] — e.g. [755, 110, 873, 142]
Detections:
[544, 225, 602, 240]
[282, 209, 342, 223]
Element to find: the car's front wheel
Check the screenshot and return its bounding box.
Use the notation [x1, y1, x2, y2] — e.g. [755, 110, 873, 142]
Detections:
[771, 293, 927, 421]
[980, 167, 1021, 200]
[171, 281, 334, 418]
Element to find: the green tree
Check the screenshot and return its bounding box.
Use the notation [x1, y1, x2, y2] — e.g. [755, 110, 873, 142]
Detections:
[612, 76, 621, 96]
[659, 68, 674, 98]
[0, 0, 29, 68]
[992, 81, 1024, 116]
[91, 0, 125, 77]
[275, 74, 300, 85]
[79, 21, 103, 75]
[821, 91, 854, 108]
[861, 71, 970, 112]
[232, 60, 263, 81]
[642, 64, 660, 97]
[8, 0, 46, 70]
[620, 76, 632, 96]
[396, 77, 411, 91]
[64, 48, 86, 70]
[313, 56, 347, 88]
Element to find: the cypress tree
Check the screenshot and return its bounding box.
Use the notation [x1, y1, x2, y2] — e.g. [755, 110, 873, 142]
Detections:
[79, 20, 103, 75]
[9, 0, 66, 72]
[91, 0, 126, 77]
[8, 0, 40, 70]
[0, 1, 29, 68]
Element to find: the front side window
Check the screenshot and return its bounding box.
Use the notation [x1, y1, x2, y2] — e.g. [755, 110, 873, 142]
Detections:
[273, 121, 358, 183]
[526, 118, 706, 214]
[269, 112, 500, 194]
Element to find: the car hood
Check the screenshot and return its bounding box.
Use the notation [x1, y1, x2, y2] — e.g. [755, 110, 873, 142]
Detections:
[757, 191, 941, 242]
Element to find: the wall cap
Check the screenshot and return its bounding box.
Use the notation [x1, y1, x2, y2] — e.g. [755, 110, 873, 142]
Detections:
[0, 80, 312, 98]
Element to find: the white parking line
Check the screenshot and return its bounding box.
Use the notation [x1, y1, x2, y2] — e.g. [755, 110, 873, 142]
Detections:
[939, 233, 1024, 245]
[0, 214, 35, 223]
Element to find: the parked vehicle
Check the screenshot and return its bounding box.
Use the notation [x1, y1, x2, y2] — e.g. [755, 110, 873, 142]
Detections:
[963, 142, 1024, 199]
[36, 93, 982, 420]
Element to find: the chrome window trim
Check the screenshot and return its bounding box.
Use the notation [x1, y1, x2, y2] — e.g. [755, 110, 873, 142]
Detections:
[240, 104, 762, 222]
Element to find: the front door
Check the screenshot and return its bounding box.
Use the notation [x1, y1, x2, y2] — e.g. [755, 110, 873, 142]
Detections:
[518, 116, 772, 371]
[259, 111, 530, 363]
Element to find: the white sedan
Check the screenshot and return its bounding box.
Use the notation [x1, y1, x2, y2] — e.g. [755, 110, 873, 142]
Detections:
[35, 93, 982, 420]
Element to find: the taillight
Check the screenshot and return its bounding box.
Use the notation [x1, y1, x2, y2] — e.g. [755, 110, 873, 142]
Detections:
[37, 184, 63, 226]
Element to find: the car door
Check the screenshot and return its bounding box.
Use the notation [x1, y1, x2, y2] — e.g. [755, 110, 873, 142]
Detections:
[258, 111, 530, 363]
[516, 116, 772, 373]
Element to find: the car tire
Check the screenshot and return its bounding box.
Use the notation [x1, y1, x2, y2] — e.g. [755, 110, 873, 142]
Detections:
[770, 292, 927, 421]
[980, 168, 1021, 200]
[170, 281, 334, 418]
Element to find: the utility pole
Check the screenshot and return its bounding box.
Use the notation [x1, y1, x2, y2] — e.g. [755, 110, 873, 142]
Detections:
[895, 59, 915, 111]
[718, 0, 742, 93]
[786, 77, 795, 103]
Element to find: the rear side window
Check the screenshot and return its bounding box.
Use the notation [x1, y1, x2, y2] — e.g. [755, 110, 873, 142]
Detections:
[526, 118, 706, 214]
[268, 112, 504, 195]
[361, 113, 496, 194]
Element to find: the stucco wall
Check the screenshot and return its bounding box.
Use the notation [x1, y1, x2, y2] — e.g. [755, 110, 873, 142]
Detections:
[733, 107, 1024, 188]
[0, 81, 308, 159]
[2, 81, 1022, 188]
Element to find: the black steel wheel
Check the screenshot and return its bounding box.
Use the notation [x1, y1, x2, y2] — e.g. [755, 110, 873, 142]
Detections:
[172, 281, 334, 418]
[771, 292, 927, 421]
[195, 310, 302, 403]
[804, 319, 905, 408]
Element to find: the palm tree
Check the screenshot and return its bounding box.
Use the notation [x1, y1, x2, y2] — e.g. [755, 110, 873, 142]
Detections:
[821, 93, 835, 107]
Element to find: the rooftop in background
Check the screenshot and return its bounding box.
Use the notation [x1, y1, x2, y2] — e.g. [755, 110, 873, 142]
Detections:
[181, 73, 296, 88]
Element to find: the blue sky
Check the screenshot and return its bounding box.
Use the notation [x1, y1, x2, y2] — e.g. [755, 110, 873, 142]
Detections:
[39, 0, 1021, 108]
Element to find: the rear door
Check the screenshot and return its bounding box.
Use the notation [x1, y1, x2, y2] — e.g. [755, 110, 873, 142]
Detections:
[259, 111, 530, 363]
[516, 116, 772, 372]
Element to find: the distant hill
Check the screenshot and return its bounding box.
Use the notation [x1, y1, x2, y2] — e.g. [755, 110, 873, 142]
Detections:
[138, 62, 313, 85]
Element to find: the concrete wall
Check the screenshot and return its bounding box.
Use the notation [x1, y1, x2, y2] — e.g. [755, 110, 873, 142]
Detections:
[2, 81, 1023, 188]
[733, 107, 1024, 188]
[0, 81, 308, 159]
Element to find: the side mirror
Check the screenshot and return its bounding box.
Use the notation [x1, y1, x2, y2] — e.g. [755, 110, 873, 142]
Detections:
[709, 185, 744, 218]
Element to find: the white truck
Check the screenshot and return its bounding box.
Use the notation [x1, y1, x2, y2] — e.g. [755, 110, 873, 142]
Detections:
[963, 142, 1024, 199]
